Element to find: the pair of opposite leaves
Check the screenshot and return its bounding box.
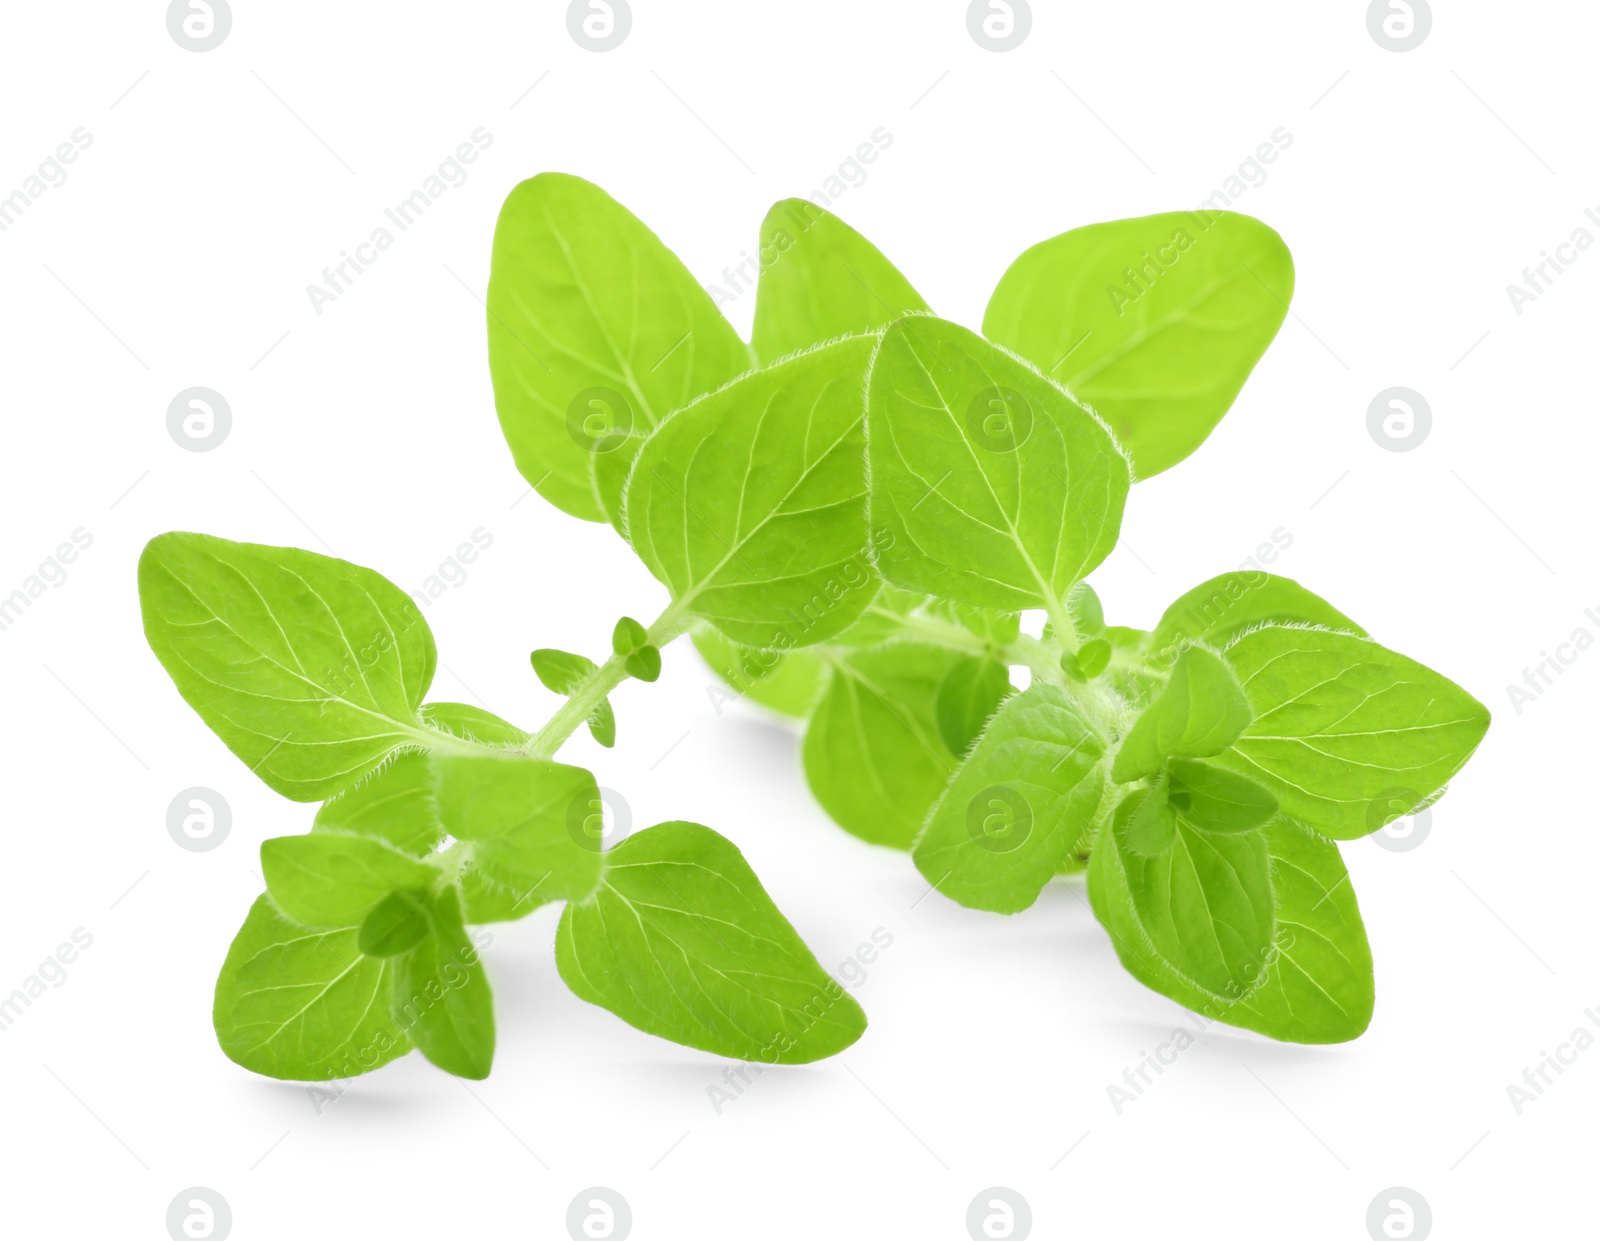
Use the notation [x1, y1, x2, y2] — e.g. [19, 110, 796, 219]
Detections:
[482, 176, 1489, 1044]
[140, 534, 866, 1080]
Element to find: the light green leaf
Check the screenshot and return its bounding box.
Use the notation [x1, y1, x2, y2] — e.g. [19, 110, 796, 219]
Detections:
[455, 865, 537, 926]
[487, 173, 751, 524]
[751, 198, 929, 361]
[139, 533, 435, 802]
[625, 645, 661, 682]
[1149, 571, 1364, 660]
[1114, 784, 1176, 857]
[627, 334, 880, 648]
[1090, 818, 1373, 1043]
[983, 211, 1293, 478]
[392, 889, 495, 1079]
[866, 315, 1131, 612]
[214, 896, 409, 1081]
[691, 627, 828, 719]
[430, 752, 588, 842]
[261, 833, 437, 928]
[420, 701, 532, 748]
[802, 643, 963, 849]
[1066, 637, 1112, 681]
[431, 752, 602, 905]
[1068, 582, 1106, 635]
[1167, 758, 1277, 834]
[556, 821, 866, 1063]
[314, 753, 442, 856]
[587, 699, 616, 748]
[359, 890, 432, 957]
[1214, 626, 1490, 839]
[1234, 820, 1374, 1040]
[1112, 645, 1252, 782]
[530, 648, 595, 694]
[933, 656, 1013, 755]
[1101, 808, 1274, 999]
[613, 616, 648, 653]
[912, 684, 1106, 914]
[836, 586, 1021, 650]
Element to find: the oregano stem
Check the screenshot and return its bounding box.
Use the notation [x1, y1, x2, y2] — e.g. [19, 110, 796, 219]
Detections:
[525, 601, 694, 760]
[1042, 595, 1080, 658]
[1002, 633, 1067, 687]
[875, 608, 991, 655]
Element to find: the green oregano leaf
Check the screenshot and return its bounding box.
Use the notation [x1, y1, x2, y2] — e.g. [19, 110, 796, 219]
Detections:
[1079, 639, 1112, 677]
[1064, 637, 1112, 682]
[1103, 805, 1275, 998]
[691, 627, 828, 718]
[260, 833, 436, 928]
[751, 198, 929, 362]
[486, 173, 751, 524]
[392, 889, 495, 1080]
[612, 616, 648, 654]
[1149, 571, 1364, 661]
[139, 533, 435, 802]
[627, 334, 880, 648]
[1114, 783, 1176, 857]
[865, 315, 1132, 612]
[420, 701, 533, 748]
[313, 753, 443, 856]
[556, 821, 866, 1063]
[1166, 758, 1277, 835]
[1090, 817, 1374, 1043]
[587, 698, 616, 748]
[801, 643, 963, 849]
[1068, 582, 1106, 635]
[214, 896, 409, 1081]
[1213, 626, 1490, 839]
[359, 890, 432, 957]
[624, 645, 661, 682]
[933, 655, 1013, 755]
[1111, 645, 1252, 783]
[431, 752, 603, 905]
[530, 647, 595, 694]
[912, 684, 1106, 914]
[983, 211, 1294, 478]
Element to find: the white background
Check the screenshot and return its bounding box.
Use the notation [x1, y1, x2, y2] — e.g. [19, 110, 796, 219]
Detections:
[1, 1, 1594, 1237]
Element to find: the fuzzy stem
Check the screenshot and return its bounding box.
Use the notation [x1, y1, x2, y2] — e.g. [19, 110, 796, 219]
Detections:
[524, 601, 693, 760]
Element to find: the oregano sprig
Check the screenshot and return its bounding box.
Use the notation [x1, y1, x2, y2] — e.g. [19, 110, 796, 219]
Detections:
[482, 173, 1490, 1045]
[141, 532, 865, 1080]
